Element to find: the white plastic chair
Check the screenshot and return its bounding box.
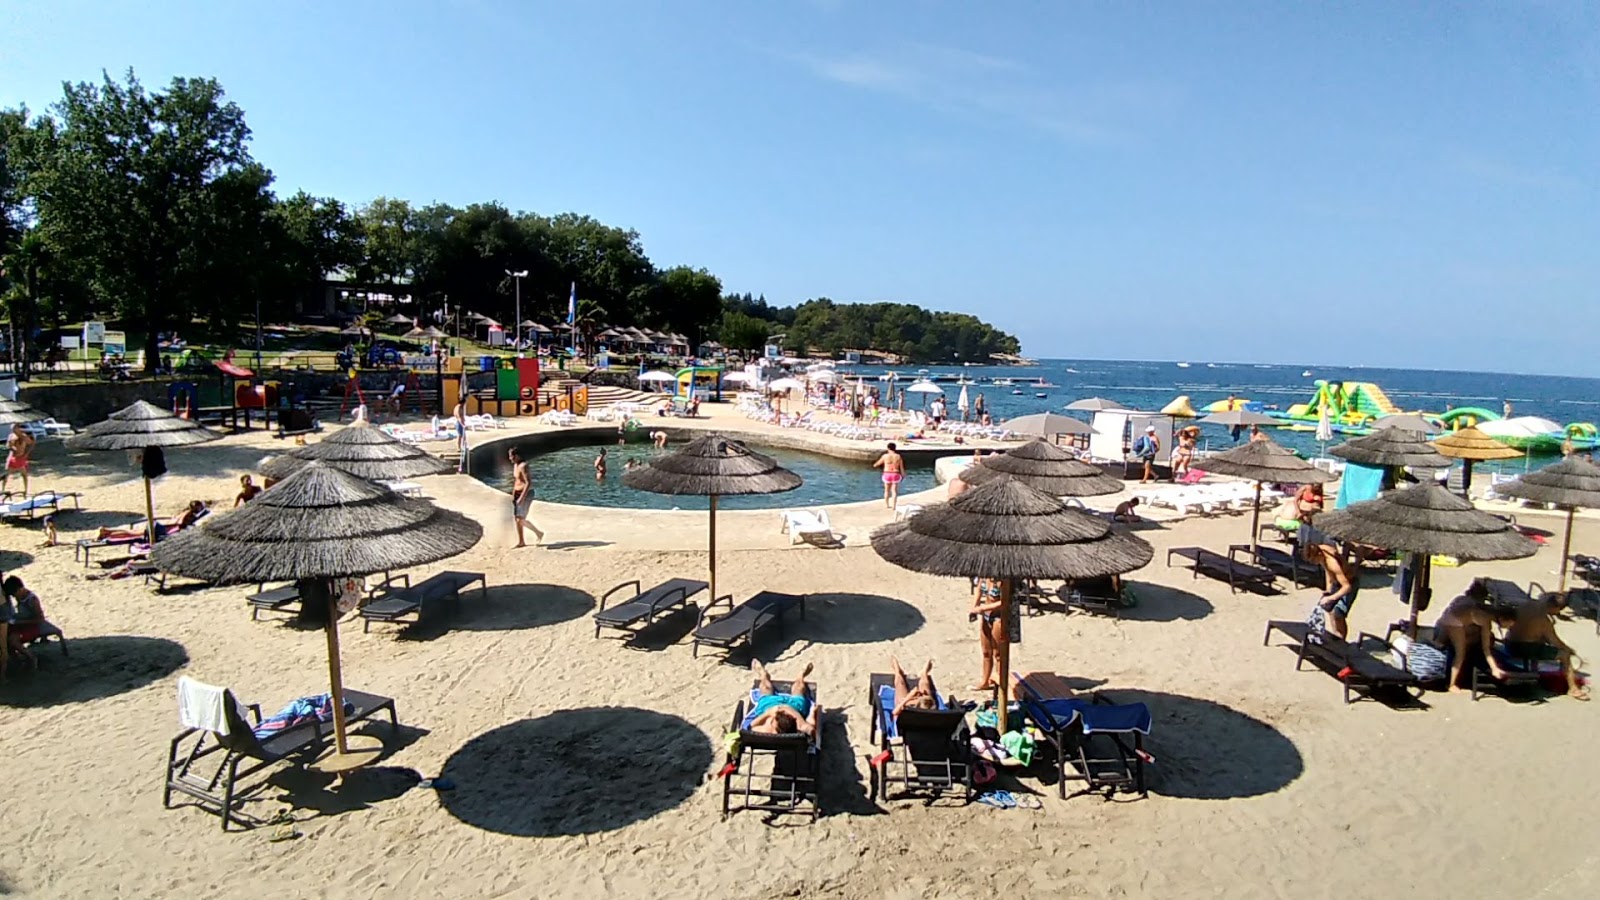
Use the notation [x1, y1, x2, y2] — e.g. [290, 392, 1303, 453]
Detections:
[779, 508, 834, 545]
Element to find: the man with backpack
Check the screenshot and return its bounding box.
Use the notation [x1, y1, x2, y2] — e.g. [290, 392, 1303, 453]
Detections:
[1133, 425, 1161, 484]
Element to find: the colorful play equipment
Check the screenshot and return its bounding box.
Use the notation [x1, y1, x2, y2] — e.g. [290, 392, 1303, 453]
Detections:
[1280, 381, 1398, 426]
[1161, 395, 1198, 418]
[441, 356, 545, 418]
[675, 366, 724, 401]
[1201, 396, 1253, 413]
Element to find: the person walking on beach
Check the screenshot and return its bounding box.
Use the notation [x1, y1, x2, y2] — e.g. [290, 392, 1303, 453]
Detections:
[1134, 425, 1160, 484]
[509, 448, 543, 548]
[874, 442, 905, 510]
[3, 424, 36, 495]
[454, 398, 469, 472]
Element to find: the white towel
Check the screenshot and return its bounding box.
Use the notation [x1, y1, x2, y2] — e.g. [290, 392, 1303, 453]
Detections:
[177, 676, 236, 736]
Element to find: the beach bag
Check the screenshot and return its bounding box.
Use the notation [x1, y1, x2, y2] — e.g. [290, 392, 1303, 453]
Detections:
[1133, 436, 1154, 459]
[1397, 637, 1448, 682]
[1306, 602, 1328, 641]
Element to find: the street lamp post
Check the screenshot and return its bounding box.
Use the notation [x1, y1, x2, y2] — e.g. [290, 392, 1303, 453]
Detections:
[505, 269, 528, 357]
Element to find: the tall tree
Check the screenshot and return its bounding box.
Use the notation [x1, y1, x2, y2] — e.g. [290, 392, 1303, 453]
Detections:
[653, 265, 723, 345]
[266, 191, 361, 317]
[25, 71, 276, 370]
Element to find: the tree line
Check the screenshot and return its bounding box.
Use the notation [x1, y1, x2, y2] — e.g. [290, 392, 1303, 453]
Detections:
[0, 71, 1018, 373]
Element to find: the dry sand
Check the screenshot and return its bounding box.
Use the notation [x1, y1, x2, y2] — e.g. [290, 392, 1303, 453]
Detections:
[2, 409, 1598, 899]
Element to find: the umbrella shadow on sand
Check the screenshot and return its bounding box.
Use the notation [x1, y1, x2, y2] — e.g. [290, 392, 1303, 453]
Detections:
[0, 547, 33, 569]
[1116, 583, 1216, 623]
[439, 708, 712, 837]
[1050, 689, 1303, 801]
[0, 635, 188, 708]
[262, 725, 431, 822]
[396, 583, 595, 641]
[711, 593, 927, 666]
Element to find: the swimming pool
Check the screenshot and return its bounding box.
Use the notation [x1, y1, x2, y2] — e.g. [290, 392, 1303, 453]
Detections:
[471, 437, 937, 510]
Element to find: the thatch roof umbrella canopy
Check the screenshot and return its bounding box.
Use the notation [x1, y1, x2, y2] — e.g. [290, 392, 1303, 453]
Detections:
[0, 398, 48, 426]
[1433, 425, 1523, 499]
[1193, 439, 1335, 551]
[1492, 455, 1600, 591]
[150, 462, 483, 770]
[1315, 482, 1536, 634]
[1329, 428, 1452, 469]
[65, 400, 223, 544]
[623, 434, 801, 600]
[871, 478, 1153, 729]
[260, 424, 454, 483]
[957, 439, 1124, 497]
[150, 462, 481, 584]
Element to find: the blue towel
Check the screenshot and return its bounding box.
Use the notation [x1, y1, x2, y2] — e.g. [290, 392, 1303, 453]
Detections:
[253, 694, 352, 741]
[1023, 697, 1154, 736]
[1336, 462, 1385, 509]
[741, 687, 817, 731]
[875, 683, 948, 740]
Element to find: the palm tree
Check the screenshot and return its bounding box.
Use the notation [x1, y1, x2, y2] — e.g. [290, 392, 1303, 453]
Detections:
[572, 298, 606, 355]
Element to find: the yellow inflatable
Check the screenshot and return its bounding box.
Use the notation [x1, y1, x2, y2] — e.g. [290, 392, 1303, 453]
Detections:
[1202, 397, 1251, 413]
[1162, 395, 1198, 417]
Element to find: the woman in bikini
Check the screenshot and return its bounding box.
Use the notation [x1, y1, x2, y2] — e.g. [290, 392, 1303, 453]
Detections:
[969, 578, 1006, 691]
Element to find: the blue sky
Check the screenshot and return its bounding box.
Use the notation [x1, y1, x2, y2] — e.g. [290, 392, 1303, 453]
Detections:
[3, 1, 1596, 374]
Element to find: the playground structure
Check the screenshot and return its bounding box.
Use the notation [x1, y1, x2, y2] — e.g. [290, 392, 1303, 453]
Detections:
[675, 366, 724, 400]
[168, 358, 284, 431]
[440, 356, 560, 419]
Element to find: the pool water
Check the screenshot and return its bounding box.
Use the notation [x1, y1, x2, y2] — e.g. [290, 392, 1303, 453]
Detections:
[473, 439, 937, 510]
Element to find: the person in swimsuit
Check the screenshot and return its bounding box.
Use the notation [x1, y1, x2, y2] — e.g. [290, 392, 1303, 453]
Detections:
[1112, 497, 1141, 522]
[969, 578, 1006, 691]
[873, 442, 906, 510]
[1303, 539, 1358, 639]
[95, 500, 205, 541]
[453, 399, 469, 472]
[1497, 595, 1588, 700]
[890, 656, 940, 719]
[1433, 580, 1509, 692]
[509, 448, 544, 548]
[651, 430, 668, 449]
[745, 658, 817, 736]
[1171, 428, 1197, 481]
[3, 424, 36, 495]
[234, 475, 261, 507]
[594, 448, 608, 480]
[2, 576, 52, 678]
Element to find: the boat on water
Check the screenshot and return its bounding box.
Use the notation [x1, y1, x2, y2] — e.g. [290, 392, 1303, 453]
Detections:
[1302, 370, 1313, 377]
[993, 377, 1016, 387]
[1206, 363, 1219, 368]
[1012, 389, 1024, 395]
[1035, 392, 1048, 398]
[1176, 362, 1191, 368]
[1066, 368, 1080, 374]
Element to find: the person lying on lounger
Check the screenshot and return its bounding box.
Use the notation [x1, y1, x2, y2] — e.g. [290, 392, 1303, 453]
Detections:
[95, 500, 205, 541]
[745, 659, 816, 736]
[890, 656, 940, 719]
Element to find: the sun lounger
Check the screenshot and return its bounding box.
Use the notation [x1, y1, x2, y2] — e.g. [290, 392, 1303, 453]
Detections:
[379, 480, 424, 497]
[0, 490, 82, 522]
[247, 584, 303, 620]
[1166, 546, 1277, 594]
[1013, 674, 1153, 799]
[779, 508, 834, 545]
[1229, 544, 1319, 589]
[360, 570, 487, 633]
[163, 683, 398, 830]
[692, 591, 805, 659]
[867, 673, 972, 804]
[593, 577, 708, 640]
[19, 418, 72, 439]
[1056, 575, 1130, 616]
[76, 506, 210, 565]
[1263, 620, 1422, 704]
[721, 680, 822, 821]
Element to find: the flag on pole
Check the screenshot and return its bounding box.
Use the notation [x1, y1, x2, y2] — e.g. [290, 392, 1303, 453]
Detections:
[567, 282, 577, 325]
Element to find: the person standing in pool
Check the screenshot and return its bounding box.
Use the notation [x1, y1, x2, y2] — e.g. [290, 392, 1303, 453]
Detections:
[509, 448, 544, 548]
[873, 442, 905, 510]
[594, 448, 608, 480]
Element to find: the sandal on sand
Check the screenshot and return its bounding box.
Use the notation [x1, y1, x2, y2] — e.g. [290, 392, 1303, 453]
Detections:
[976, 790, 1016, 810]
[1572, 686, 1591, 702]
[1015, 795, 1043, 810]
[264, 808, 299, 842]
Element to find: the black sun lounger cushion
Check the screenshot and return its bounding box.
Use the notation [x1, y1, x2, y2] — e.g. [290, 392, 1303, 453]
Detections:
[594, 578, 708, 634]
[692, 591, 805, 657]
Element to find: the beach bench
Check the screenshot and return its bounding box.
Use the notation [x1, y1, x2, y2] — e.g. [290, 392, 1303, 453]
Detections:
[1383, 622, 1541, 701]
[1229, 544, 1319, 590]
[722, 680, 822, 821]
[594, 577, 709, 640]
[1013, 673, 1153, 800]
[867, 673, 972, 804]
[247, 584, 304, 620]
[1263, 620, 1422, 704]
[360, 571, 487, 633]
[1167, 546, 1277, 594]
[163, 682, 398, 831]
[0, 490, 82, 523]
[692, 591, 806, 659]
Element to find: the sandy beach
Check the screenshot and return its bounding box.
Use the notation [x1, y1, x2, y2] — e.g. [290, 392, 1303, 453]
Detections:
[2, 406, 1597, 900]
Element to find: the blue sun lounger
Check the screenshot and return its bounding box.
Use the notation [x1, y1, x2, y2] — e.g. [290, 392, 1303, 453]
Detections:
[868, 674, 972, 803]
[722, 680, 821, 821]
[1012, 675, 1153, 799]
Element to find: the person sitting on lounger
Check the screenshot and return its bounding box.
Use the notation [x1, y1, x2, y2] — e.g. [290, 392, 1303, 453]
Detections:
[1495, 595, 1589, 700]
[890, 656, 940, 719]
[2, 575, 52, 675]
[745, 659, 816, 736]
[1303, 539, 1357, 640]
[1433, 579, 1510, 692]
[1112, 497, 1142, 522]
[96, 500, 205, 541]
[234, 475, 261, 507]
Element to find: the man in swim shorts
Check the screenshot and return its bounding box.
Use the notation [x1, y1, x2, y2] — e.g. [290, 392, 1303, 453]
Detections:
[509, 448, 544, 548]
[873, 442, 905, 510]
[745, 658, 816, 736]
[3, 424, 35, 495]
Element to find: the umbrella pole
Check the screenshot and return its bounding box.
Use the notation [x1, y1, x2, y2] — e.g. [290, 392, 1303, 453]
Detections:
[1407, 556, 1431, 639]
[1250, 482, 1263, 554]
[709, 495, 719, 602]
[997, 579, 1013, 733]
[143, 476, 157, 548]
[324, 581, 351, 755]
[1559, 507, 1575, 593]
[1461, 460, 1475, 499]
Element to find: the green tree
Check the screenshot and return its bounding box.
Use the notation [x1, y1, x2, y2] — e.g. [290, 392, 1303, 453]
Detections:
[653, 265, 723, 345]
[717, 309, 772, 351]
[25, 71, 277, 370]
[354, 195, 417, 294]
[266, 191, 361, 312]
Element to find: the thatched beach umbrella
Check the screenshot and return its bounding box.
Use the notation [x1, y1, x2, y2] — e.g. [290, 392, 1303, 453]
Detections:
[0, 398, 48, 426]
[260, 423, 454, 483]
[958, 438, 1124, 497]
[871, 478, 1153, 730]
[1433, 426, 1522, 499]
[1193, 439, 1335, 551]
[622, 434, 801, 601]
[150, 461, 482, 769]
[1491, 456, 1600, 592]
[65, 400, 221, 545]
[1329, 428, 1451, 470]
[1315, 482, 1536, 635]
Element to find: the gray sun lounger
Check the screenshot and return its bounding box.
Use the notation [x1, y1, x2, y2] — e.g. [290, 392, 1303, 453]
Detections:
[163, 687, 398, 830]
[1264, 620, 1422, 704]
[1167, 546, 1277, 594]
[594, 577, 708, 640]
[692, 591, 806, 658]
[723, 679, 822, 821]
[247, 585, 303, 620]
[360, 571, 487, 633]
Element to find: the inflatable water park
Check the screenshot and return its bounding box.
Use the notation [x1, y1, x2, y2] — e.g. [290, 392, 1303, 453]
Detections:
[1163, 380, 1599, 454]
